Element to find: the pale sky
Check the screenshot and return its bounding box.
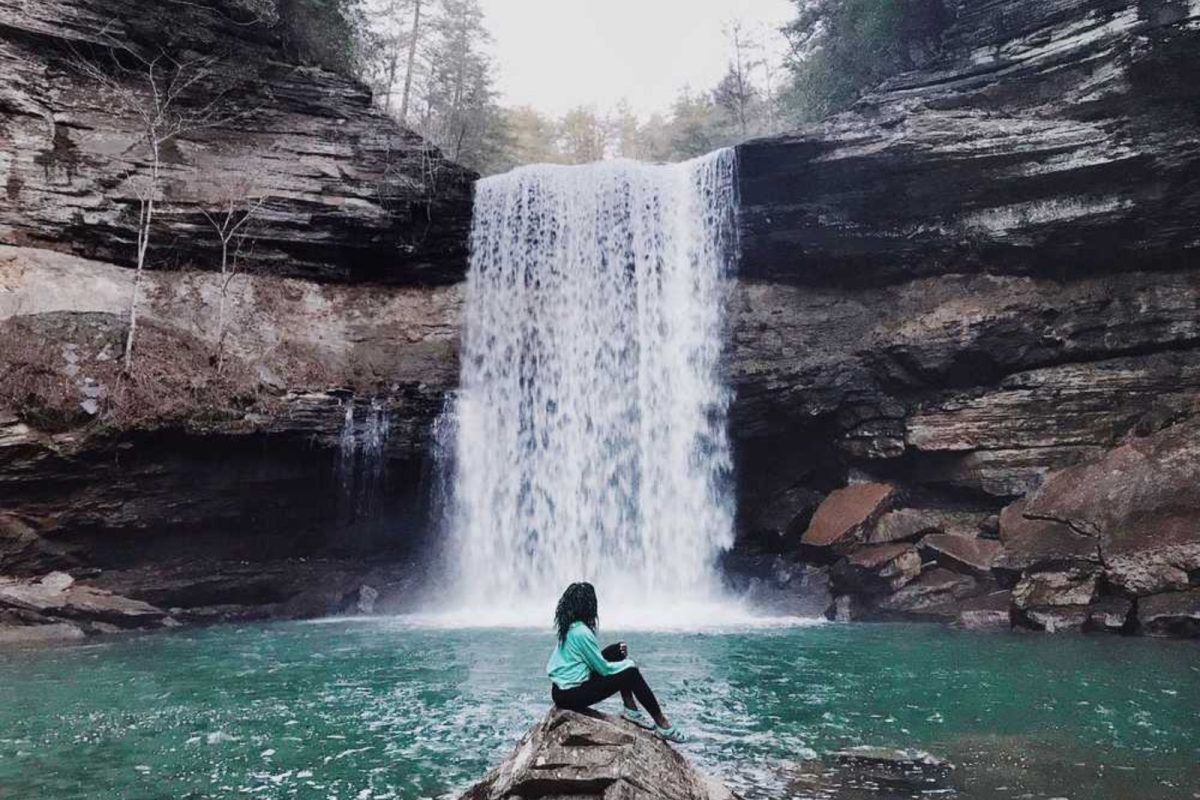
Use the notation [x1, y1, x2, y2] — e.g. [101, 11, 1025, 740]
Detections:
[477, 0, 795, 118]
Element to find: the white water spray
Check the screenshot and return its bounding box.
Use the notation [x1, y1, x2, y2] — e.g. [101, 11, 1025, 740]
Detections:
[440, 151, 743, 627]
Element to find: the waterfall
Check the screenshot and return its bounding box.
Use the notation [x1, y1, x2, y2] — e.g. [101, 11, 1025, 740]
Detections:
[335, 398, 392, 549]
[442, 150, 740, 626]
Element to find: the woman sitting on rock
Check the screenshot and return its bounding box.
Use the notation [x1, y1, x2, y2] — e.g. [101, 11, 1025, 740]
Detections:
[546, 581, 686, 743]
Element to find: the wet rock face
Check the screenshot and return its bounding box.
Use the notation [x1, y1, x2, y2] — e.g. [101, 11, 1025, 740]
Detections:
[730, 0, 1200, 505]
[727, 0, 1200, 640]
[459, 709, 736, 800]
[0, 0, 475, 285]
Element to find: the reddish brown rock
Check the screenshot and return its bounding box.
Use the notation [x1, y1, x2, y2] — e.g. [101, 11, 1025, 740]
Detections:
[802, 483, 896, 549]
[996, 499, 1099, 571]
[848, 543, 912, 570]
[920, 534, 1003, 575]
[1022, 420, 1200, 596]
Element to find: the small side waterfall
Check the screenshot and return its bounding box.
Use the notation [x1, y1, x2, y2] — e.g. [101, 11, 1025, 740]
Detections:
[442, 150, 740, 626]
[335, 398, 392, 549]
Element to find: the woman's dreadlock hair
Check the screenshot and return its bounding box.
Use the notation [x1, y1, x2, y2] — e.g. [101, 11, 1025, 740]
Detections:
[554, 582, 599, 644]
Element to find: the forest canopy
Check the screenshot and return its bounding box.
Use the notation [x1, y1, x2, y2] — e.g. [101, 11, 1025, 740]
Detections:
[266, 0, 951, 175]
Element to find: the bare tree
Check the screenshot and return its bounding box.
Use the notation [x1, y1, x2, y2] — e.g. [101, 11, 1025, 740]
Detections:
[399, 0, 423, 122]
[71, 36, 238, 372]
[717, 20, 762, 138]
[201, 175, 270, 373]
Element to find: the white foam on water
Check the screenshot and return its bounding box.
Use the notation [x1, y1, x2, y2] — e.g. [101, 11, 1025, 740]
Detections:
[305, 608, 824, 634]
[391, 602, 825, 633]
[431, 151, 745, 628]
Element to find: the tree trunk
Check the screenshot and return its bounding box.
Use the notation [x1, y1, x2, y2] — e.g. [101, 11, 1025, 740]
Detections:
[124, 149, 159, 373]
[399, 0, 422, 123]
[216, 237, 229, 373]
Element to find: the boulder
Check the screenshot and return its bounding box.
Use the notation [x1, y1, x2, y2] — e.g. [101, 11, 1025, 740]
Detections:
[744, 485, 823, 548]
[801, 483, 896, 549]
[1011, 566, 1101, 633]
[0, 573, 170, 629]
[1085, 597, 1133, 634]
[833, 544, 922, 594]
[1021, 607, 1091, 634]
[458, 709, 736, 800]
[866, 509, 943, 544]
[996, 499, 1100, 571]
[1012, 569, 1098, 609]
[920, 534, 1003, 575]
[1138, 589, 1200, 638]
[1022, 420, 1200, 596]
[722, 553, 833, 618]
[876, 568, 979, 620]
[954, 592, 1013, 631]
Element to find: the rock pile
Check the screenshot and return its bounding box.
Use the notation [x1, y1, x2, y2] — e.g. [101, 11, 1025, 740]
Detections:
[0, 571, 175, 643]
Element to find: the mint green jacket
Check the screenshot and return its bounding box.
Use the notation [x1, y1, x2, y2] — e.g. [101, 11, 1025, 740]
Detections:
[546, 621, 635, 689]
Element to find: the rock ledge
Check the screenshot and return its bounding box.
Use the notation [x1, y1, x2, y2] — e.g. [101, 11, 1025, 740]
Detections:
[459, 709, 736, 800]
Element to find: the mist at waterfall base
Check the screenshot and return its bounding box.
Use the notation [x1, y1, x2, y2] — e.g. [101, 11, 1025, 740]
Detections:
[417, 151, 773, 628]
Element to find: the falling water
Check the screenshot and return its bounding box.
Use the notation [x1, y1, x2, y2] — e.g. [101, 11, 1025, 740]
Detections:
[441, 150, 740, 626]
[335, 398, 392, 549]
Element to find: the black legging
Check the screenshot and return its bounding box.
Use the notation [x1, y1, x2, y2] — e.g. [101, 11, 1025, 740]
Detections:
[550, 644, 664, 721]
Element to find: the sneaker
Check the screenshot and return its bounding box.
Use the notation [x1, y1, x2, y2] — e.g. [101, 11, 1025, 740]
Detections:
[654, 725, 687, 743]
[621, 708, 656, 730]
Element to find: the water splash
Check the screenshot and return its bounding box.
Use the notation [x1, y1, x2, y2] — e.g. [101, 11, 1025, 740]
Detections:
[442, 151, 741, 626]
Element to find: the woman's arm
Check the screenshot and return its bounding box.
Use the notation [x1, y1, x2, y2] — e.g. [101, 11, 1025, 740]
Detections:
[600, 642, 627, 661]
[573, 627, 634, 676]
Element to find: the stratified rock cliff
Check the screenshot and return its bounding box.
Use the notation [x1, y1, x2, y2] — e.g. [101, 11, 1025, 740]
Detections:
[0, 0, 472, 630]
[0, 0, 474, 284]
[730, 0, 1200, 635]
[4, 0, 1199, 639]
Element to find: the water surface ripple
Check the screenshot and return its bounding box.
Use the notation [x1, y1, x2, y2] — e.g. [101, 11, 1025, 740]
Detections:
[1, 621, 1197, 800]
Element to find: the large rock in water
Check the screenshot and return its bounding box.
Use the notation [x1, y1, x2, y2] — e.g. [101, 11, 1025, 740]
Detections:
[459, 710, 736, 800]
